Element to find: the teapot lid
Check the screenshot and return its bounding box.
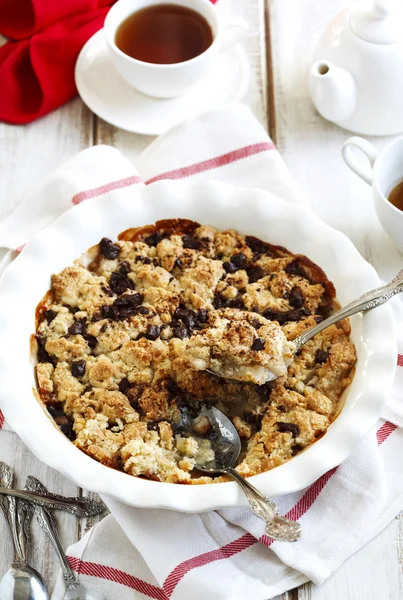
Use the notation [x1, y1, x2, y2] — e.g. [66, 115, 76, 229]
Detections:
[350, 0, 403, 44]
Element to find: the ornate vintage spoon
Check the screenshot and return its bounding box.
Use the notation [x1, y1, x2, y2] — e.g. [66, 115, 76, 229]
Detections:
[0, 487, 105, 518]
[26, 476, 106, 600]
[183, 407, 301, 542]
[0, 463, 49, 600]
[206, 268, 403, 383]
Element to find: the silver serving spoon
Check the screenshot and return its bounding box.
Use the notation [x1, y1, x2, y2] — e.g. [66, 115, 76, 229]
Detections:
[207, 268, 403, 383]
[26, 477, 107, 600]
[0, 463, 49, 600]
[183, 407, 301, 542]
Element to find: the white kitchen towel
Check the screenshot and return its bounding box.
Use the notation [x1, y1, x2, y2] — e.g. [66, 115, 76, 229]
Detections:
[0, 103, 401, 600]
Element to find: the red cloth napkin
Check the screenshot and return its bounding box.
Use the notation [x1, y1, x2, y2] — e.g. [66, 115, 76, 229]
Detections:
[0, 0, 217, 125]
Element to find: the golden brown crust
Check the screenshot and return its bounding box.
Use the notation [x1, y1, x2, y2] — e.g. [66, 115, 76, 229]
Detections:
[34, 219, 356, 484]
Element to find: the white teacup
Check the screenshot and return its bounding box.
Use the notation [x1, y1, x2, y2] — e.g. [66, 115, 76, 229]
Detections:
[104, 0, 247, 99]
[342, 136, 403, 254]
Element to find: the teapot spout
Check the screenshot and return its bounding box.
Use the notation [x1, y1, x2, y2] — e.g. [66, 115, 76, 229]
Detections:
[309, 61, 357, 123]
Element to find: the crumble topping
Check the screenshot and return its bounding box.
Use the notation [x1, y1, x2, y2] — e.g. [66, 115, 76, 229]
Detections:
[34, 219, 356, 484]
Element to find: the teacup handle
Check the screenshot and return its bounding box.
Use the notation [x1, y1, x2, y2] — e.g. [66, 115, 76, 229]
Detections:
[221, 17, 248, 49]
[342, 136, 379, 185]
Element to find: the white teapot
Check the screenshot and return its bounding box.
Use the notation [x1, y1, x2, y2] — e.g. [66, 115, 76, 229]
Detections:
[309, 0, 403, 135]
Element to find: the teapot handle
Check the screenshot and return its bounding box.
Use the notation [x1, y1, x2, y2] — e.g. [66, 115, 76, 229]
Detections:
[342, 137, 378, 186]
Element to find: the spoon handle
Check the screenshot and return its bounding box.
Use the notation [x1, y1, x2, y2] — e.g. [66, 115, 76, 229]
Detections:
[0, 462, 34, 567]
[0, 486, 105, 518]
[26, 477, 79, 593]
[0, 463, 24, 566]
[224, 467, 301, 542]
[294, 268, 403, 352]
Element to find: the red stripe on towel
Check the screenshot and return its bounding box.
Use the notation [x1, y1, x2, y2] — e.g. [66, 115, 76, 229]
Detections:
[397, 354, 403, 367]
[0, 410, 4, 429]
[162, 533, 256, 598]
[376, 421, 398, 444]
[145, 142, 275, 184]
[72, 175, 143, 205]
[67, 557, 168, 600]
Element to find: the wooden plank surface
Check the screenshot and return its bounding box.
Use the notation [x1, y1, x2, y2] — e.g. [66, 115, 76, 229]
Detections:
[0, 0, 402, 597]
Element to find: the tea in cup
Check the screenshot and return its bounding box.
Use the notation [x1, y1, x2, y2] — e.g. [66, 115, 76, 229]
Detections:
[342, 136, 403, 254]
[104, 0, 247, 98]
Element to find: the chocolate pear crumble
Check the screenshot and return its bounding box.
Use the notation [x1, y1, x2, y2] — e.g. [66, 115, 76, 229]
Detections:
[34, 219, 356, 483]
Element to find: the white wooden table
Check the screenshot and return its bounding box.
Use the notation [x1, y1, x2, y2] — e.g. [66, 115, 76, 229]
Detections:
[1, 0, 402, 597]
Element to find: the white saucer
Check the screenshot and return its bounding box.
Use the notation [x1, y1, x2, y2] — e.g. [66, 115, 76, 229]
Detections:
[75, 30, 250, 136]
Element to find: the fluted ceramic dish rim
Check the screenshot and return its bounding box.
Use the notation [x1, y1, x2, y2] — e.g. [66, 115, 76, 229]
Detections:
[0, 180, 396, 511]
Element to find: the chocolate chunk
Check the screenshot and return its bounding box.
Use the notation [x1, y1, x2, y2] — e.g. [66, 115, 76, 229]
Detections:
[184, 314, 196, 330]
[101, 285, 114, 297]
[288, 287, 304, 309]
[227, 297, 244, 309]
[167, 378, 183, 397]
[246, 266, 264, 283]
[243, 411, 263, 425]
[100, 237, 120, 260]
[143, 257, 152, 265]
[47, 403, 64, 418]
[98, 305, 116, 320]
[119, 261, 131, 276]
[251, 337, 265, 351]
[84, 334, 97, 349]
[71, 360, 86, 378]
[67, 306, 79, 314]
[44, 309, 56, 325]
[174, 258, 183, 269]
[119, 377, 131, 395]
[109, 272, 134, 295]
[278, 404, 286, 412]
[135, 306, 151, 315]
[317, 305, 332, 320]
[223, 261, 239, 274]
[144, 231, 164, 247]
[182, 235, 200, 250]
[144, 325, 161, 341]
[173, 325, 189, 340]
[315, 349, 329, 364]
[277, 422, 299, 437]
[174, 307, 191, 320]
[262, 307, 310, 325]
[230, 252, 247, 268]
[256, 381, 274, 401]
[251, 319, 263, 330]
[285, 258, 306, 278]
[245, 236, 269, 254]
[197, 309, 209, 323]
[57, 416, 75, 440]
[147, 422, 159, 431]
[292, 444, 303, 456]
[68, 320, 86, 336]
[213, 294, 225, 309]
[36, 335, 53, 364]
[115, 293, 144, 308]
[135, 255, 144, 263]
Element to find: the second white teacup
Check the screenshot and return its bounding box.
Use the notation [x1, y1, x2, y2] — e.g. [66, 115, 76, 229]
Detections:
[104, 0, 247, 99]
[342, 136, 403, 254]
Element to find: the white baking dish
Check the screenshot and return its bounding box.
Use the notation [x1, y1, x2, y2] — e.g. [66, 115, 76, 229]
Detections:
[0, 180, 396, 511]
